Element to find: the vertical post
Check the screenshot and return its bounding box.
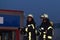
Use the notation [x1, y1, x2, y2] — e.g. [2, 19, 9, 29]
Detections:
[8, 31, 12, 40]
[4, 33, 6, 40]
[20, 12, 24, 40]
[12, 31, 15, 40]
[16, 29, 20, 40]
[0, 35, 1, 40]
[0, 32, 2, 40]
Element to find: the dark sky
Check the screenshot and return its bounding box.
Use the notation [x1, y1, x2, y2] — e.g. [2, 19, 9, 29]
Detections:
[0, 0, 60, 25]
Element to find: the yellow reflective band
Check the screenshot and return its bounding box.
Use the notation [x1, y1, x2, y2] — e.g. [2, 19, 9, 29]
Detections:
[41, 27, 44, 30]
[35, 30, 37, 34]
[43, 35, 46, 38]
[48, 26, 53, 30]
[43, 32, 46, 39]
[25, 28, 28, 32]
[29, 32, 31, 40]
[31, 24, 35, 29]
[43, 32, 46, 34]
[48, 36, 52, 39]
[43, 32, 46, 33]
[28, 25, 31, 27]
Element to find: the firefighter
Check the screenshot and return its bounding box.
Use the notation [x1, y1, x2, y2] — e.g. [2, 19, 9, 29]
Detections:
[39, 14, 53, 40]
[24, 14, 37, 40]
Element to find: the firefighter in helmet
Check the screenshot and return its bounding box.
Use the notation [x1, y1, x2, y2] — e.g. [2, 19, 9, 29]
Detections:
[24, 14, 37, 40]
[39, 13, 53, 40]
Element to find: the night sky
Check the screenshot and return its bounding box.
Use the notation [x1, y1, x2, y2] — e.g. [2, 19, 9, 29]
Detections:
[0, 0, 60, 25]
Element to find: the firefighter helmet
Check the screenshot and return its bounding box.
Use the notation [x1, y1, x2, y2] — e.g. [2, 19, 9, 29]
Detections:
[43, 14, 48, 18]
[27, 14, 33, 18]
[41, 15, 44, 18]
[41, 14, 48, 18]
